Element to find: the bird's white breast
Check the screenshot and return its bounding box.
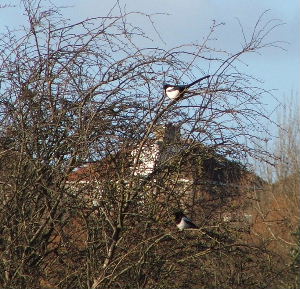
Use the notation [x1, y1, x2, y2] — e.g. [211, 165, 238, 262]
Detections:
[177, 218, 188, 230]
[165, 87, 180, 100]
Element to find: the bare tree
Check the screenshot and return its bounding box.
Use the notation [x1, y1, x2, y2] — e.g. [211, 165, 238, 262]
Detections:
[251, 94, 300, 289]
[0, 1, 289, 288]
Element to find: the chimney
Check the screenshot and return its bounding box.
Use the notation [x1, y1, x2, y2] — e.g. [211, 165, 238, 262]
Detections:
[154, 123, 180, 143]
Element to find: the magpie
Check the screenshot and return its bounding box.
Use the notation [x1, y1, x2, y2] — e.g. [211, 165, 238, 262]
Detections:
[174, 210, 198, 230]
[164, 75, 210, 100]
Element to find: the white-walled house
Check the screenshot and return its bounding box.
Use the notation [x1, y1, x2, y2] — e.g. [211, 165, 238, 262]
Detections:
[67, 123, 263, 228]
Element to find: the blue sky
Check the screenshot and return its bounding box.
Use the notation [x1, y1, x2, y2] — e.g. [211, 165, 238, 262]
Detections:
[74, 0, 299, 99]
[1, 0, 299, 119]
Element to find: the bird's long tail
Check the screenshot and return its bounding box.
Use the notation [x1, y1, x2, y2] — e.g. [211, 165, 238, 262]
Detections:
[187, 75, 210, 88]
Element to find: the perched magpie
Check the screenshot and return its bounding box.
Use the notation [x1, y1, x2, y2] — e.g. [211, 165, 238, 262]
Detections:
[174, 210, 198, 230]
[164, 75, 210, 100]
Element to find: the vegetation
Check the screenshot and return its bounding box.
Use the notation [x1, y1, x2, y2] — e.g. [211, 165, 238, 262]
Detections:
[252, 95, 300, 289]
[0, 1, 298, 288]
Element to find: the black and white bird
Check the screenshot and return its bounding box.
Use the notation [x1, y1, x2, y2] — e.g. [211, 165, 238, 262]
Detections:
[174, 210, 198, 230]
[163, 75, 210, 100]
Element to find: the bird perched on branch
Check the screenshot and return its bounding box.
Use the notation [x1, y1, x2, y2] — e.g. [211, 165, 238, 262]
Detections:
[174, 210, 198, 230]
[164, 75, 210, 100]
